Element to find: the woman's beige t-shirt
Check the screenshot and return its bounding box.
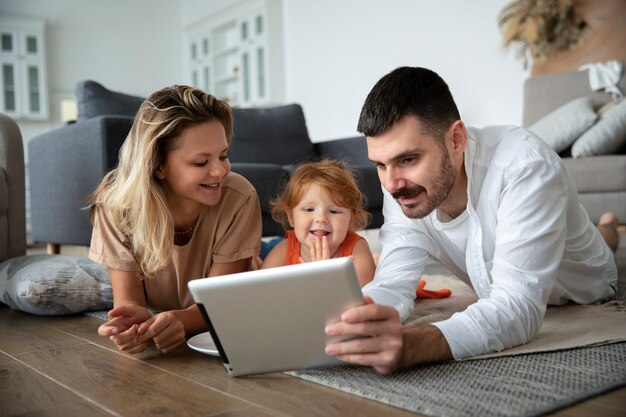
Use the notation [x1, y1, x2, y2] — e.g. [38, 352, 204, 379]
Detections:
[89, 172, 262, 311]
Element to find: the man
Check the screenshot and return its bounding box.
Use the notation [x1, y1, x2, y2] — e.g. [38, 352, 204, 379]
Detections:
[324, 66, 619, 374]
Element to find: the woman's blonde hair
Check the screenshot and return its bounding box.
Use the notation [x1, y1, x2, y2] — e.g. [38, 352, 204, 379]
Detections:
[271, 159, 371, 232]
[89, 85, 232, 277]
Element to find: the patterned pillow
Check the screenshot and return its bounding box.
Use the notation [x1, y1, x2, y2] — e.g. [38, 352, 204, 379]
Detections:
[0, 255, 112, 315]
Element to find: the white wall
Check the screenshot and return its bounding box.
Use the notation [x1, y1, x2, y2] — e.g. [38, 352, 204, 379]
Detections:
[1, 0, 528, 147]
[282, 0, 528, 142]
[0, 0, 183, 157]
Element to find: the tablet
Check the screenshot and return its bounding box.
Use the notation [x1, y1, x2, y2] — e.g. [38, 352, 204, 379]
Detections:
[187, 257, 364, 377]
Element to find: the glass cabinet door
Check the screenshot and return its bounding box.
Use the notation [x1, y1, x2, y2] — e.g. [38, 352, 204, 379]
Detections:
[0, 18, 48, 119]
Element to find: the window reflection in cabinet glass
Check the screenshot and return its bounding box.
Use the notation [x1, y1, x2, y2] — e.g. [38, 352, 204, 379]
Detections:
[1, 33, 12, 52]
[242, 52, 250, 102]
[257, 47, 265, 98]
[203, 66, 210, 92]
[241, 21, 248, 40]
[255, 15, 263, 35]
[192, 70, 198, 88]
[191, 43, 197, 60]
[26, 35, 37, 54]
[28, 66, 39, 113]
[2, 64, 15, 111]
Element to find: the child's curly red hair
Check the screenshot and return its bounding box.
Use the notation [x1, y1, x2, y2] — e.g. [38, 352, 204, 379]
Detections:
[271, 159, 371, 232]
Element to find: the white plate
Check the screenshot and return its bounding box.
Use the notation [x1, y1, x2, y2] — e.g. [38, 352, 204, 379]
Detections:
[187, 332, 220, 356]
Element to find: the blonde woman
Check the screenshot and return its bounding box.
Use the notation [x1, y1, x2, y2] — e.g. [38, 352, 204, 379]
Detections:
[89, 85, 261, 354]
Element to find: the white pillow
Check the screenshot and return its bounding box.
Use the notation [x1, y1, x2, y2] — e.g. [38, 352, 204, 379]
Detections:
[528, 97, 597, 153]
[571, 98, 626, 158]
[0, 255, 112, 315]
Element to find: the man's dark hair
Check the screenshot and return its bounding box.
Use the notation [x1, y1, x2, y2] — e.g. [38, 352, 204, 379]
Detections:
[357, 67, 460, 140]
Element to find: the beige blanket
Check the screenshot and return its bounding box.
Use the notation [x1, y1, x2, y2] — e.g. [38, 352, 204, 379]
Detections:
[406, 274, 626, 360]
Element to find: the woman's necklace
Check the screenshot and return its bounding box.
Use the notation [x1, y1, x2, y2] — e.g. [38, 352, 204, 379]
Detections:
[174, 221, 197, 235]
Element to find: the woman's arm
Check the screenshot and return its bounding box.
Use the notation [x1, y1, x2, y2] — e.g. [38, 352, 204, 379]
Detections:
[109, 267, 147, 308]
[98, 268, 153, 353]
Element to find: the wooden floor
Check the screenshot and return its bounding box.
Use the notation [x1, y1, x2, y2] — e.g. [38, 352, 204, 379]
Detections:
[0, 305, 624, 416]
[6, 230, 626, 416]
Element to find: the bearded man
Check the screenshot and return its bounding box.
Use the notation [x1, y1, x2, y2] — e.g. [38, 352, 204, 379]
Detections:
[324, 66, 619, 374]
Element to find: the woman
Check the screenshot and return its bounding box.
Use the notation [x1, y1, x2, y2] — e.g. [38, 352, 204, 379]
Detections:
[89, 85, 261, 354]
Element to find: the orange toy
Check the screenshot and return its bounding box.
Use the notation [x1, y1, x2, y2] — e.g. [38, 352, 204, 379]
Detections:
[416, 279, 452, 299]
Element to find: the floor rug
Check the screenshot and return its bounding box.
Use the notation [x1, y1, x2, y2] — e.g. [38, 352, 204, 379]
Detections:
[288, 343, 626, 417]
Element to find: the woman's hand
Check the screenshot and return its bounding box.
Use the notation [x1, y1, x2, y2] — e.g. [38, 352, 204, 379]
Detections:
[135, 311, 186, 353]
[97, 305, 153, 354]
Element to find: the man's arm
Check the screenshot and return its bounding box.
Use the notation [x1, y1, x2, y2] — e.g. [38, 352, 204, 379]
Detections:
[325, 297, 452, 373]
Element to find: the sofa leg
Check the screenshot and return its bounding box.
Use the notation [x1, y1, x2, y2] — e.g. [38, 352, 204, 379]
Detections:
[46, 243, 60, 255]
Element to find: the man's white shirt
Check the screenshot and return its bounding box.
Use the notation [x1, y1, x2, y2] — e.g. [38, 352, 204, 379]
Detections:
[362, 126, 617, 359]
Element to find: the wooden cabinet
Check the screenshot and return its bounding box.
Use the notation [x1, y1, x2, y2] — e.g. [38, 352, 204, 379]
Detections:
[0, 17, 48, 119]
[184, 0, 283, 107]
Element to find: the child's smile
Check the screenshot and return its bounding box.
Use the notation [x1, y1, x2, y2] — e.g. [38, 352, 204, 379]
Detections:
[287, 182, 352, 262]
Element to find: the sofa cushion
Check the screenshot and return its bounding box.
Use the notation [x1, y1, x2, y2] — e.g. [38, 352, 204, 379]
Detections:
[528, 98, 597, 154]
[0, 255, 112, 315]
[230, 104, 315, 165]
[571, 98, 626, 158]
[75, 80, 144, 121]
[562, 155, 626, 193]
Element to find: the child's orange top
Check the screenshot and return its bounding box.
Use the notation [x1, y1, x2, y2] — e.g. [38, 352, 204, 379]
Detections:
[284, 230, 364, 265]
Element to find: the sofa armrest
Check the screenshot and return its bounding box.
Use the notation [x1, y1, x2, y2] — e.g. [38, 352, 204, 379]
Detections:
[28, 115, 133, 246]
[0, 113, 26, 259]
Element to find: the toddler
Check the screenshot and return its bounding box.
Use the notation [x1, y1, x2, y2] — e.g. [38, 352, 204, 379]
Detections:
[261, 160, 376, 287]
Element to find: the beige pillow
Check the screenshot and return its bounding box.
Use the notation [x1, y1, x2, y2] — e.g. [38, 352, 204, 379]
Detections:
[528, 97, 597, 154]
[571, 98, 626, 158]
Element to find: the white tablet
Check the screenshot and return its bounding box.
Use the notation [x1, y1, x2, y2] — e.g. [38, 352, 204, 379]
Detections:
[187, 257, 364, 377]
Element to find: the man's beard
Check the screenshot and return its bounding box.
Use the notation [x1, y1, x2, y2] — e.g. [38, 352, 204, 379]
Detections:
[391, 151, 456, 219]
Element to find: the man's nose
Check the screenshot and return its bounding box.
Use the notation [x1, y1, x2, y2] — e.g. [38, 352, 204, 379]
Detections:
[384, 167, 406, 192]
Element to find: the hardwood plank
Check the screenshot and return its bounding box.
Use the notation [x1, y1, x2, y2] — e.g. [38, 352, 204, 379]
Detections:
[135, 347, 421, 417]
[14, 344, 253, 417]
[0, 308, 84, 355]
[0, 352, 112, 417]
[35, 314, 421, 417]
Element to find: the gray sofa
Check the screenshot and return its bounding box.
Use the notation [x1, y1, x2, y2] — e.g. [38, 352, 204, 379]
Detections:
[28, 81, 383, 251]
[522, 67, 626, 224]
[0, 113, 26, 261]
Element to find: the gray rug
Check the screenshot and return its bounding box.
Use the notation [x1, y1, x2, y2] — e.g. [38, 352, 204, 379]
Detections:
[289, 343, 626, 417]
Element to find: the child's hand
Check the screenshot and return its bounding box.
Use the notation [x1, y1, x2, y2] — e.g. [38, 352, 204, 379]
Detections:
[299, 235, 331, 263]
